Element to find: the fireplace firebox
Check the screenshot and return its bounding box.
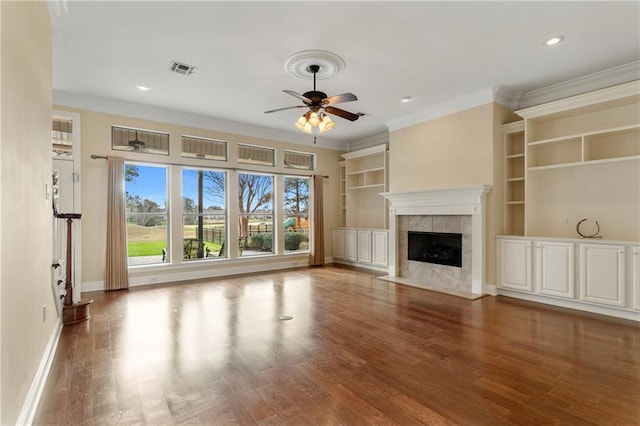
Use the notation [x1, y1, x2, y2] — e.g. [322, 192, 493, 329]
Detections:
[407, 231, 462, 267]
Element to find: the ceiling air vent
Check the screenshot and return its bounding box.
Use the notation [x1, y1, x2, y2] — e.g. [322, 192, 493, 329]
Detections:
[169, 61, 197, 76]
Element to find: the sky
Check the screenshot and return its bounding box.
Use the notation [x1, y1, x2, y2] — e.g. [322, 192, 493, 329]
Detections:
[125, 165, 306, 211]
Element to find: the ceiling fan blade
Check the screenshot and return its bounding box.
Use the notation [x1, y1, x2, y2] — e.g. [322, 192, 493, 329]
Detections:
[283, 90, 312, 104]
[264, 105, 306, 114]
[322, 93, 358, 105]
[324, 106, 360, 122]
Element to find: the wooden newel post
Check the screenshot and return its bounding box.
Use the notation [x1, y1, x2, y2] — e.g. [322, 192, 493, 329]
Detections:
[57, 212, 93, 325]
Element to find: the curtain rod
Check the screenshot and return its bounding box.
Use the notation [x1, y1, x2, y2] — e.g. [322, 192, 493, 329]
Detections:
[90, 154, 329, 178]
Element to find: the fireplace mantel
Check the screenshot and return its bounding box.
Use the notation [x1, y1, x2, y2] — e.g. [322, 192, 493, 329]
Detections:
[382, 185, 492, 295]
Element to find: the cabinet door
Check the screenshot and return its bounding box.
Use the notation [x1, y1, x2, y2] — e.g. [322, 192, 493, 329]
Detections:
[371, 230, 388, 267]
[344, 229, 358, 262]
[500, 239, 532, 291]
[632, 246, 640, 311]
[536, 241, 574, 298]
[357, 230, 372, 264]
[332, 229, 344, 260]
[580, 244, 625, 307]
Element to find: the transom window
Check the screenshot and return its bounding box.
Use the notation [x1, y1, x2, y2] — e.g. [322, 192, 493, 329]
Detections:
[238, 144, 275, 167]
[112, 126, 169, 156]
[182, 135, 227, 161]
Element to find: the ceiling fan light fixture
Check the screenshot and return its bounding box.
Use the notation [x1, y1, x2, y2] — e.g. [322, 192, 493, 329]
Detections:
[302, 122, 313, 133]
[307, 111, 321, 126]
[318, 115, 334, 133]
[294, 115, 308, 131]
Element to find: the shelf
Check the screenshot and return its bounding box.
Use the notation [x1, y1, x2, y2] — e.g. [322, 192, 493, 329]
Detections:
[506, 201, 525, 205]
[349, 184, 385, 190]
[506, 177, 525, 182]
[346, 166, 384, 176]
[528, 155, 640, 172]
[506, 153, 525, 159]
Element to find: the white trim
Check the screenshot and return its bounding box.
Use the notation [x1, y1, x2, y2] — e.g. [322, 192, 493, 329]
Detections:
[347, 132, 389, 152]
[385, 86, 500, 132]
[513, 61, 640, 110]
[52, 91, 345, 151]
[516, 80, 640, 119]
[16, 320, 63, 426]
[498, 289, 640, 322]
[82, 257, 310, 293]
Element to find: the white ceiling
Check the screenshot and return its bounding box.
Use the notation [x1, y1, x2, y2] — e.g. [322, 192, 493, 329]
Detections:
[51, 1, 640, 147]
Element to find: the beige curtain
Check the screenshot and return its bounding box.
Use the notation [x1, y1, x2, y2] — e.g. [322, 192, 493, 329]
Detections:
[309, 174, 324, 266]
[105, 156, 129, 291]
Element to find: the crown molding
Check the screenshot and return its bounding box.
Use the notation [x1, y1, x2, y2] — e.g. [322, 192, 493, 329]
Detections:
[384, 61, 640, 133]
[384, 86, 501, 132]
[52, 91, 346, 151]
[347, 131, 389, 152]
[511, 61, 640, 110]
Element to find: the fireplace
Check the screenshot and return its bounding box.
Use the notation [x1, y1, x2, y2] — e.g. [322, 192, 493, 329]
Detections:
[381, 185, 491, 295]
[408, 231, 462, 267]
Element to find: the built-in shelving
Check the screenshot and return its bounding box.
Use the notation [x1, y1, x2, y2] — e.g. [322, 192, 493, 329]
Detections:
[508, 80, 640, 240]
[341, 144, 388, 231]
[502, 121, 525, 236]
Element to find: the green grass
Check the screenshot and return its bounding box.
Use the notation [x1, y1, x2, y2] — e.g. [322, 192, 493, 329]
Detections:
[127, 240, 222, 257]
[127, 240, 166, 257]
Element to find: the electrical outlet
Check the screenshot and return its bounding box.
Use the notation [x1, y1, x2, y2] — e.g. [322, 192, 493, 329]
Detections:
[563, 217, 569, 225]
[45, 183, 51, 200]
[42, 304, 47, 322]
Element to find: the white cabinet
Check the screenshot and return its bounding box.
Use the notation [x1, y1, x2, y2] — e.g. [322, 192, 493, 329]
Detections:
[372, 230, 388, 267]
[536, 241, 574, 298]
[332, 228, 388, 270]
[344, 229, 358, 262]
[498, 237, 638, 320]
[357, 230, 372, 263]
[332, 229, 344, 260]
[499, 239, 532, 291]
[580, 243, 625, 307]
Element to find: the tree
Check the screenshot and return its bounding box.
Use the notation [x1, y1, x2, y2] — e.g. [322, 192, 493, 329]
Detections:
[183, 197, 197, 225]
[125, 165, 139, 183]
[204, 171, 272, 239]
[237, 174, 272, 239]
[284, 177, 309, 214]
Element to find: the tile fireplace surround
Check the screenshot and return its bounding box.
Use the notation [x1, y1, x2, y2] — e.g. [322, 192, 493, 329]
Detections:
[382, 185, 492, 295]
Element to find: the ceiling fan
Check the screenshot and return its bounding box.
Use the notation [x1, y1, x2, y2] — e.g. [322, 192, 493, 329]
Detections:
[265, 64, 360, 133]
[126, 132, 146, 151]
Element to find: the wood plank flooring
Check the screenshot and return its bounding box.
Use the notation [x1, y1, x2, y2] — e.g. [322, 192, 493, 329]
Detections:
[34, 265, 640, 425]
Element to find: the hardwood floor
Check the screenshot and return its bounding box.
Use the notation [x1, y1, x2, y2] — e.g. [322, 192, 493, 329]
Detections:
[35, 265, 640, 425]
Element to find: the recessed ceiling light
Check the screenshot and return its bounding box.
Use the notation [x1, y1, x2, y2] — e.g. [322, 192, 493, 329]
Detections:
[401, 97, 412, 103]
[136, 85, 151, 92]
[545, 35, 564, 46]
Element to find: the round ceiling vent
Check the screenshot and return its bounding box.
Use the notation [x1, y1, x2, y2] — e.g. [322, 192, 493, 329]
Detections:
[285, 50, 345, 80]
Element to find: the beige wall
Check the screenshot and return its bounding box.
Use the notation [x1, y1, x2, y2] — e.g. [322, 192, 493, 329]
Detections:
[53, 107, 344, 285]
[1, 2, 54, 423]
[389, 103, 516, 286]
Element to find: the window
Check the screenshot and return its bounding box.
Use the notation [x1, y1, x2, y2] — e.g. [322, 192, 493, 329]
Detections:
[112, 126, 169, 156]
[238, 173, 273, 256]
[182, 168, 227, 260]
[125, 164, 168, 265]
[182, 135, 227, 161]
[238, 144, 275, 167]
[283, 176, 310, 253]
[284, 150, 314, 170]
[52, 118, 73, 158]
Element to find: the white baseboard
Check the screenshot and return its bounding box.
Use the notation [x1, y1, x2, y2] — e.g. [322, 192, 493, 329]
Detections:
[16, 319, 63, 426]
[82, 257, 312, 293]
[498, 289, 640, 322]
